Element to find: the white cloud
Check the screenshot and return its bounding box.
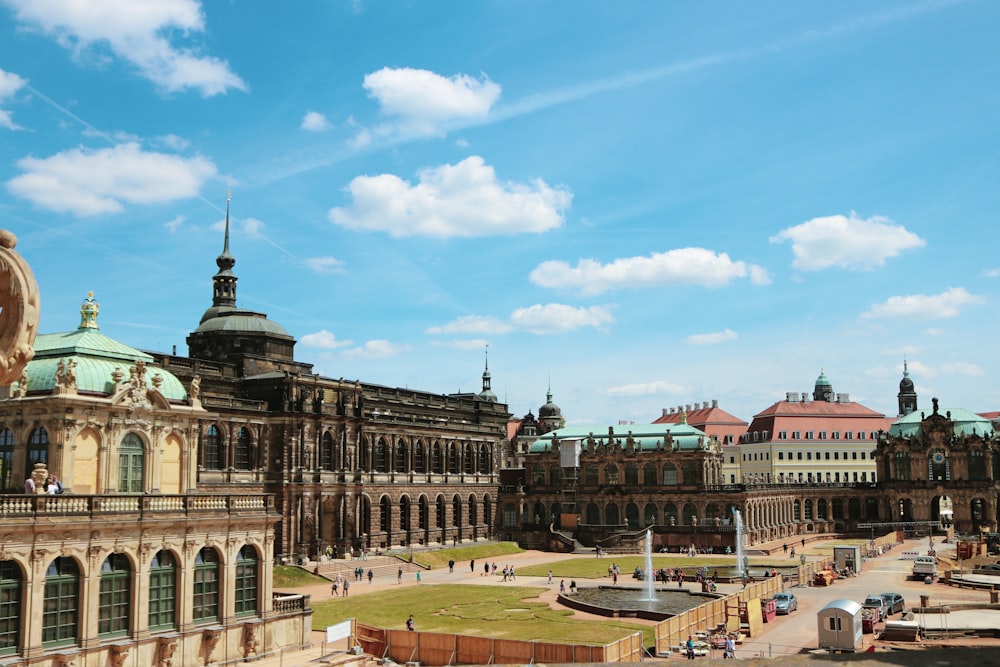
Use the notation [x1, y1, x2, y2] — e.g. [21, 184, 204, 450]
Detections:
[939, 362, 984, 377]
[985, 268, 1000, 278]
[0, 67, 27, 130]
[301, 111, 330, 132]
[508, 303, 613, 334]
[363, 67, 500, 136]
[342, 339, 407, 360]
[303, 256, 345, 274]
[426, 315, 513, 336]
[163, 214, 184, 232]
[211, 216, 265, 238]
[862, 287, 984, 320]
[329, 156, 571, 238]
[4, 0, 246, 96]
[428, 338, 492, 351]
[605, 381, 689, 397]
[300, 329, 352, 350]
[770, 212, 925, 271]
[922, 328, 944, 336]
[686, 329, 738, 345]
[6, 142, 217, 215]
[157, 134, 190, 151]
[530, 248, 770, 296]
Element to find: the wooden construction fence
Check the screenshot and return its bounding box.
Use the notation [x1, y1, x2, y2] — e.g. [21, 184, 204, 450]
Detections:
[355, 621, 644, 665]
[654, 575, 784, 654]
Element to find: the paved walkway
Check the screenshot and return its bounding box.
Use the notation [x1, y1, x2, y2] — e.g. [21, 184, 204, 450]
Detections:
[261, 536, 1000, 665]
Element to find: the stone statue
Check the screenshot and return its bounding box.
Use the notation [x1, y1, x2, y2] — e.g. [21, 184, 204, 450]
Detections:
[0, 229, 40, 386]
[190, 374, 201, 400]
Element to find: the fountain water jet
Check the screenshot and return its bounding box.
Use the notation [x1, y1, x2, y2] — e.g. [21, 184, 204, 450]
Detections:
[733, 508, 745, 578]
[640, 528, 656, 601]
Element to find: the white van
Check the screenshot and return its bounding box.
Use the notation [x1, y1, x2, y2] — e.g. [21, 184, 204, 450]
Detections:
[911, 556, 937, 579]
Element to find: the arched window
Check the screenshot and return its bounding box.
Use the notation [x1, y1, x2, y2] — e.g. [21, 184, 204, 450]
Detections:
[793, 500, 801, 521]
[395, 440, 408, 473]
[468, 496, 477, 526]
[832, 498, 844, 520]
[969, 449, 986, 481]
[847, 498, 861, 520]
[235, 546, 258, 616]
[662, 463, 678, 485]
[203, 425, 221, 470]
[664, 502, 678, 525]
[464, 444, 474, 474]
[478, 445, 489, 474]
[604, 464, 620, 485]
[550, 466, 562, 485]
[118, 433, 144, 493]
[26, 427, 49, 478]
[380, 496, 392, 533]
[375, 440, 388, 472]
[148, 551, 176, 630]
[625, 503, 639, 527]
[414, 442, 426, 473]
[99, 553, 131, 636]
[432, 443, 443, 474]
[972, 498, 985, 523]
[502, 503, 517, 527]
[447, 444, 458, 473]
[682, 502, 698, 525]
[625, 463, 638, 486]
[0, 560, 22, 654]
[585, 503, 600, 524]
[643, 463, 657, 486]
[605, 503, 620, 525]
[321, 431, 334, 471]
[0, 428, 13, 491]
[681, 462, 698, 485]
[235, 427, 252, 470]
[817, 499, 827, 520]
[436, 497, 446, 530]
[418, 496, 429, 530]
[193, 548, 220, 623]
[894, 450, 910, 481]
[43, 557, 79, 645]
[400, 496, 412, 532]
[644, 503, 658, 527]
[804, 499, 814, 520]
[584, 465, 598, 485]
[452, 496, 462, 528]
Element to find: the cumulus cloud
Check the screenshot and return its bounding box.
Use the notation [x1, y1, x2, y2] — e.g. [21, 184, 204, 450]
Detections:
[939, 362, 984, 377]
[530, 248, 770, 296]
[0, 67, 27, 130]
[300, 329, 352, 350]
[303, 256, 345, 274]
[363, 67, 500, 136]
[605, 381, 689, 397]
[301, 111, 330, 131]
[509, 303, 613, 334]
[342, 339, 407, 360]
[862, 287, 984, 320]
[4, 0, 245, 96]
[770, 212, 925, 271]
[329, 156, 571, 238]
[7, 142, 217, 215]
[426, 315, 514, 336]
[686, 329, 738, 345]
[163, 214, 184, 232]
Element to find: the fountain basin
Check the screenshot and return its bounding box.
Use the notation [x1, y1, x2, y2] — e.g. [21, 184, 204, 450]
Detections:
[558, 586, 721, 621]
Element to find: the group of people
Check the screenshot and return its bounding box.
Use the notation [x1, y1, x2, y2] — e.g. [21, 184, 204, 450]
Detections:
[24, 474, 62, 494]
[351, 566, 374, 583]
[330, 574, 350, 596]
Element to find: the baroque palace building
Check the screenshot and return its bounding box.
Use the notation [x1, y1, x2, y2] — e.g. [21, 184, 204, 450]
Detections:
[499, 369, 1000, 551]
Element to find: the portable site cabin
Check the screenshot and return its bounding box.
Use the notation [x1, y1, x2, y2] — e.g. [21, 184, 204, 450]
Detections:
[832, 545, 862, 574]
[817, 599, 863, 652]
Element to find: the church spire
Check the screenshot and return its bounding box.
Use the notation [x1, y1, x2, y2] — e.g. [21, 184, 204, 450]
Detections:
[478, 345, 497, 402]
[212, 191, 238, 310]
[897, 356, 918, 417]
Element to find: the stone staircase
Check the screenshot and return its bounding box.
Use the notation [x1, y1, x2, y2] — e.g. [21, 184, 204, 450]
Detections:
[312, 555, 426, 582]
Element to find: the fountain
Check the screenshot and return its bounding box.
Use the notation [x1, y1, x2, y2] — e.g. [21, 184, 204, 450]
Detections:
[640, 528, 656, 601]
[733, 507, 745, 578]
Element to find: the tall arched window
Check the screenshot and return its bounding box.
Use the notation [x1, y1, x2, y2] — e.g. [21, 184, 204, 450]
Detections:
[43, 557, 79, 646]
[148, 551, 176, 630]
[380, 496, 392, 533]
[625, 463, 639, 486]
[118, 433, 144, 493]
[662, 463, 678, 485]
[436, 496, 446, 531]
[464, 444, 474, 474]
[235, 427, 252, 470]
[604, 464, 620, 485]
[0, 560, 22, 654]
[0, 428, 13, 491]
[321, 431, 334, 471]
[26, 427, 49, 479]
[969, 449, 986, 481]
[584, 465, 598, 485]
[193, 548, 220, 623]
[432, 443, 443, 474]
[395, 440, 408, 473]
[98, 554, 131, 636]
[203, 425, 221, 470]
[414, 442, 425, 473]
[643, 463, 657, 486]
[235, 546, 258, 616]
[375, 440, 388, 472]
[418, 496, 429, 531]
[447, 444, 458, 473]
[894, 450, 910, 481]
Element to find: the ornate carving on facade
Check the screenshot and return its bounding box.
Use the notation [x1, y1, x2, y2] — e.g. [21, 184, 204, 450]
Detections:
[157, 636, 179, 667]
[110, 644, 130, 667]
[241, 622, 261, 659]
[0, 229, 40, 386]
[126, 360, 150, 408]
[202, 627, 223, 665]
[31, 461, 49, 494]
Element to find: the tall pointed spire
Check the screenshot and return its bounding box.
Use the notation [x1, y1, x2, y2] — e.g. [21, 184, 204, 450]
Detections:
[211, 191, 238, 311]
[478, 344, 496, 402]
[898, 355, 917, 417]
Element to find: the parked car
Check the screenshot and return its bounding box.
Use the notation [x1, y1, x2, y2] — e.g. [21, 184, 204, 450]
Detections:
[863, 595, 886, 621]
[879, 593, 905, 615]
[772, 592, 798, 614]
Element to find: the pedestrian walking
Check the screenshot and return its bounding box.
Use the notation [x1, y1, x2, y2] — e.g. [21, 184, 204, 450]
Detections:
[559, 579, 565, 594]
[416, 571, 421, 583]
[547, 570, 553, 584]
[470, 559, 476, 573]
[368, 569, 374, 584]
[406, 615, 414, 631]
[685, 636, 695, 660]
[398, 567, 403, 584]
[331, 580, 339, 596]
[343, 580, 350, 596]
[724, 635, 736, 659]
[448, 559, 455, 573]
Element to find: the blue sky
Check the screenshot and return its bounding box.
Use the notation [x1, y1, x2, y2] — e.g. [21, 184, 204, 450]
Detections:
[2, 0, 998, 426]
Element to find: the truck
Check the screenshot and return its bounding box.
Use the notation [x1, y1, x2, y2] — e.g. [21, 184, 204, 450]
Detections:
[911, 555, 937, 580]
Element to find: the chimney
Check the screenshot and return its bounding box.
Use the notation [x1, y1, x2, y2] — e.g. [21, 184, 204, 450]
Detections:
[662, 408, 669, 417]
[712, 399, 718, 408]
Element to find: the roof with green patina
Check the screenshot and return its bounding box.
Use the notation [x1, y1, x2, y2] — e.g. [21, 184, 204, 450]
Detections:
[890, 407, 995, 439]
[528, 422, 711, 454]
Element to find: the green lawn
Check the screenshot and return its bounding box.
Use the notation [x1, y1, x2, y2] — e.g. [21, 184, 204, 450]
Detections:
[273, 565, 328, 588]
[402, 542, 525, 569]
[312, 584, 652, 646]
[515, 555, 799, 579]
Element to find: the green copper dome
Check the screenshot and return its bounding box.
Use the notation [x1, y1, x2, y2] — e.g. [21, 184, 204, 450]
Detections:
[890, 406, 994, 439]
[528, 422, 711, 454]
[14, 292, 187, 402]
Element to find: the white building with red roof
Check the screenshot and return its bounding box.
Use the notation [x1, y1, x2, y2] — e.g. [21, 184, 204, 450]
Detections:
[737, 371, 893, 486]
